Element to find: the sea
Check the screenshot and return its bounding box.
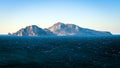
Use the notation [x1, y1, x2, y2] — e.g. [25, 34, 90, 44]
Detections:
[0, 35, 120, 68]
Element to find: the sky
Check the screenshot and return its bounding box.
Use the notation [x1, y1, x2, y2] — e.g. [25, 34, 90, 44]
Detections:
[0, 0, 120, 34]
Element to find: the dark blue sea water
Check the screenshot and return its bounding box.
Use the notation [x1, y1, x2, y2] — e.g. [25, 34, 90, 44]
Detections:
[0, 35, 120, 68]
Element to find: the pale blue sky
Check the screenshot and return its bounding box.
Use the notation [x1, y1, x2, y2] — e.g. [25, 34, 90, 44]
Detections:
[0, 0, 120, 34]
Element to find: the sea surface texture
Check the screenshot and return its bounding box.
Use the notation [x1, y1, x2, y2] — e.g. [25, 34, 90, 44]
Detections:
[0, 36, 120, 68]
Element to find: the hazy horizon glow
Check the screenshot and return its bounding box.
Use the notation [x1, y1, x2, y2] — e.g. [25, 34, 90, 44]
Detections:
[0, 0, 120, 34]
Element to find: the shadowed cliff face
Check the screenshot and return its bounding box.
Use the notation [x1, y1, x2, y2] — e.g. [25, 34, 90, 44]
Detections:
[9, 22, 112, 36]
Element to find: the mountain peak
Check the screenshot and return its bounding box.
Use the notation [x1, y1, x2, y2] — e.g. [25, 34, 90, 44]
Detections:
[53, 22, 65, 26]
[9, 22, 112, 36]
[53, 22, 78, 28]
[10, 25, 55, 36]
[28, 25, 38, 27]
[26, 25, 39, 29]
[48, 22, 112, 36]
